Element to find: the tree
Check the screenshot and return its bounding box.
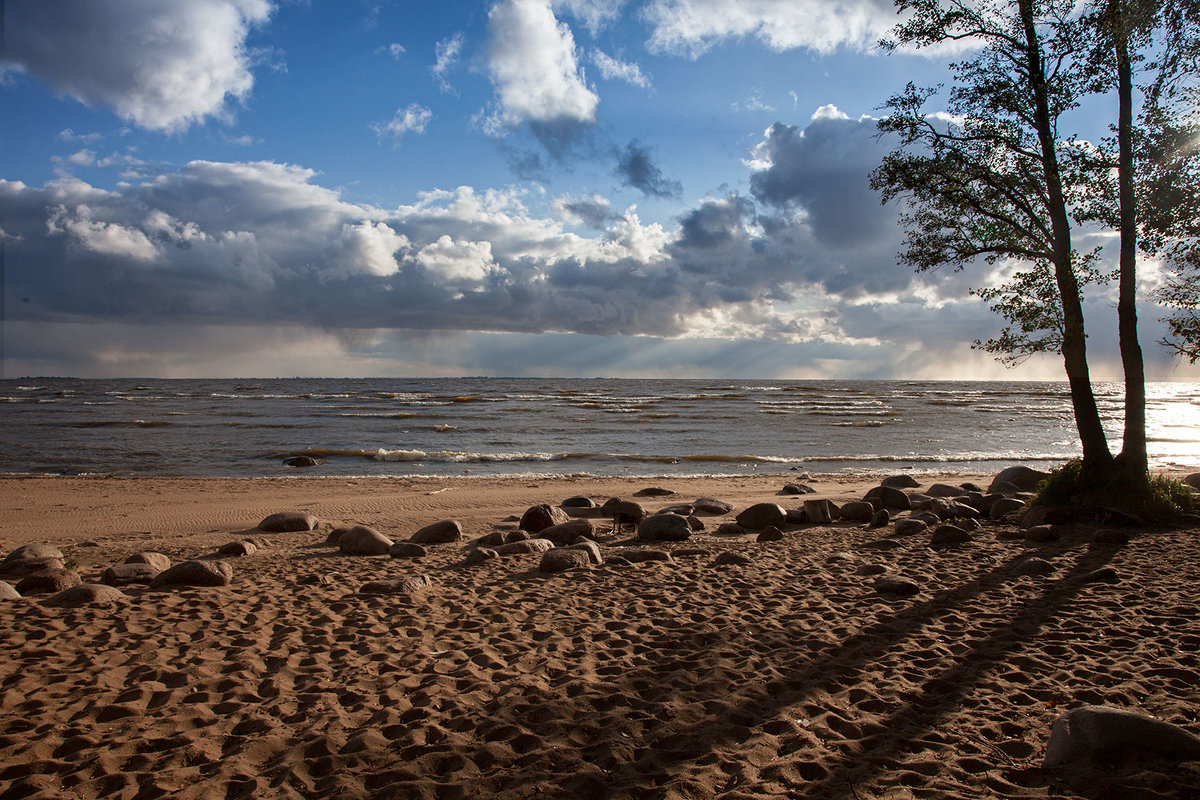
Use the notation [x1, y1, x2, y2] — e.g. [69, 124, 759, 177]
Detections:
[871, 0, 1116, 480]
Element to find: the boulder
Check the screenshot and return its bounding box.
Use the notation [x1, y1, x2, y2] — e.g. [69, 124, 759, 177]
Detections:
[862, 538, 902, 551]
[539, 519, 597, 545]
[855, 564, 888, 577]
[124, 552, 171, 571]
[633, 487, 675, 497]
[283, 455, 319, 467]
[150, 560, 233, 589]
[561, 496, 595, 508]
[389, 542, 428, 559]
[926, 483, 964, 498]
[520, 504, 569, 533]
[1021, 506, 1073, 528]
[326, 528, 351, 546]
[714, 552, 752, 566]
[1093, 528, 1130, 545]
[869, 509, 891, 529]
[894, 518, 928, 537]
[493, 539, 555, 556]
[218, 540, 257, 557]
[464, 547, 498, 565]
[874, 575, 920, 596]
[619, 549, 673, 563]
[756, 526, 785, 543]
[658, 503, 696, 516]
[716, 522, 747, 536]
[42, 584, 127, 607]
[339, 526, 394, 555]
[1043, 706, 1200, 767]
[0, 581, 20, 599]
[686, 516, 705, 532]
[539, 548, 592, 573]
[637, 514, 692, 542]
[736, 503, 787, 530]
[600, 498, 647, 525]
[16, 568, 82, 595]
[568, 539, 603, 565]
[989, 466, 1050, 494]
[990, 498, 1027, 519]
[930, 525, 973, 547]
[802, 499, 835, 525]
[360, 575, 432, 596]
[881, 475, 921, 489]
[839, 501, 876, 523]
[0, 557, 65, 579]
[409, 519, 463, 544]
[1024, 525, 1061, 543]
[693, 498, 733, 515]
[780, 483, 815, 495]
[1184, 473, 1200, 490]
[1014, 557, 1055, 576]
[258, 512, 318, 533]
[101, 563, 160, 586]
[4, 544, 64, 564]
[866, 485, 911, 510]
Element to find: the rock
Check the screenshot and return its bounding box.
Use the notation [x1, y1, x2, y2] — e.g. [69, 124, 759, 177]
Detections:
[409, 519, 463, 544]
[930, 525, 973, 547]
[856, 564, 888, 576]
[866, 485, 911, 510]
[519, 504, 569, 533]
[464, 547, 498, 565]
[693, 498, 733, 515]
[619, 549, 672, 563]
[339, 526, 394, 556]
[4, 544, 64, 564]
[258, 512, 318, 533]
[390, 542, 428, 559]
[1043, 705, 1200, 767]
[1020, 506, 1071, 528]
[736, 503, 787, 530]
[909, 511, 941, 526]
[0, 557, 66, 579]
[881, 475, 921, 488]
[874, 575, 920, 596]
[926, 483, 964, 498]
[605, 556, 632, 566]
[827, 552, 856, 563]
[0, 581, 20, 599]
[326, 528, 351, 546]
[802, 499, 835, 524]
[539, 519, 597, 545]
[100, 563, 160, 586]
[989, 466, 1050, 494]
[990, 498, 1027, 519]
[1184, 473, 1200, 490]
[917, 497, 981, 521]
[1014, 557, 1055, 576]
[894, 518, 928, 537]
[1024, 524, 1061, 543]
[124, 552, 171, 571]
[686, 516, 705, 532]
[16, 569, 82, 595]
[493, 539, 555, 556]
[716, 522, 747, 535]
[637, 514, 692, 542]
[42, 584, 127, 607]
[1092, 528, 1130, 545]
[633, 487, 675, 497]
[568, 539, 603, 565]
[296, 574, 333, 586]
[785, 508, 806, 525]
[1083, 567, 1119, 583]
[360, 575, 432, 596]
[539, 548, 592, 573]
[561, 496, 596, 508]
[839, 501, 876, 523]
[714, 552, 752, 566]
[869, 509, 890, 529]
[218, 540, 257, 557]
[150, 560, 233, 588]
[658, 503, 696, 516]
[756, 526, 785, 543]
[780, 483, 815, 495]
[673, 548, 709, 558]
[476, 530, 509, 547]
[283, 455, 319, 467]
[600, 498, 647, 525]
[862, 538, 902, 551]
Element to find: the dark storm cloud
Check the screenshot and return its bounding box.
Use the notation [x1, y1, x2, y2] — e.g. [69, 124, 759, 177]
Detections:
[613, 141, 683, 199]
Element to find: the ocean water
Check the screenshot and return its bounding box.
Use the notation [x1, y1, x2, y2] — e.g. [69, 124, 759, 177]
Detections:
[1, 378, 1198, 478]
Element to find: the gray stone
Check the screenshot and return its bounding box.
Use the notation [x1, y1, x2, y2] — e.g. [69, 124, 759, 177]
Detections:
[150, 560, 232, 588]
[693, 498, 733, 515]
[217, 540, 257, 557]
[1043, 705, 1200, 767]
[801, 499, 835, 524]
[600, 498, 647, 524]
[990, 498, 1028, 519]
[894, 518, 929, 537]
[0, 581, 20, 599]
[339, 526, 394, 555]
[619, 549, 673, 563]
[736, 503, 788, 530]
[493, 539, 555, 556]
[869, 509, 891, 529]
[326, 528, 350, 546]
[839, 501, 876, 523]
[360, 574, 432, 596]
[257, 512, 318, 533]
[4, 544, 64, 565]
[464, 547, 498, 565]
[756, 526, 785, 543]
[42, 584, 127, 607]
[868, 485, 911, 510]
[930, 525, 973, 547]
[714, 552, 752, 566]
[989, 466, 1050, 494]
[539, 518, 597, 545]
[519, 504, 570, 533]
[16, 568, 82, 595]
[686, 515, 705, 532]
[874, 575, 920, 596]
[716, 522, 747, 535]
[637, 514, 692, 542]
[862, 538, 902, 551]
[101, 563, 160, 586]
[568, 539, 603, 565]
[881, 475, 921, 489]
[658, 503, 696, 516]
[780, 483, 815, 495]
[0, 557, 66, 579]
[926, 483, 964, 498]
[856, 564, 888, 576]
[390, 542, 428, 559]
[410, 519, 463, 544]
[561, 496, 596, 508]
[539, 548, 593, 573]
[283, 455, 319, 467]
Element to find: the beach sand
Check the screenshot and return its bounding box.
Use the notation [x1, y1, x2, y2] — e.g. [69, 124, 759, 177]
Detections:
[1, 472, 1199, 799]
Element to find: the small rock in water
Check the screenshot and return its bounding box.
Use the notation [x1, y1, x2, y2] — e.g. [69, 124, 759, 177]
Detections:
[283, 455, 319, 467]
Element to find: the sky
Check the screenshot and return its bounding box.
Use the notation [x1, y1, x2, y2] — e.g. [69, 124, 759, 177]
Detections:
[1, 0, 1196, 380]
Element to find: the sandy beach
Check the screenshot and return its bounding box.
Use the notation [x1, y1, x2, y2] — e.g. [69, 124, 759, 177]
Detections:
[2, 472, 1199, 799]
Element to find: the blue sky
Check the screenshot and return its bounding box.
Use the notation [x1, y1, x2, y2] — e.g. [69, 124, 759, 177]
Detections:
[2, 0, 1196, 379]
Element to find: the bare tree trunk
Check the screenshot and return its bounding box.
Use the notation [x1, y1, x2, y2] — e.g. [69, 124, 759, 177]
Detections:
[1019, 0, 1114, 475]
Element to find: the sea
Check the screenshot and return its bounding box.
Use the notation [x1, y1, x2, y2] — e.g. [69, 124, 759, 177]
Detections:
[2, 378, 1198, 479]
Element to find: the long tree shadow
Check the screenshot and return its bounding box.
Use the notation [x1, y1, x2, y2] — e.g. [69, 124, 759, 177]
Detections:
[598, 535, 1130, 799]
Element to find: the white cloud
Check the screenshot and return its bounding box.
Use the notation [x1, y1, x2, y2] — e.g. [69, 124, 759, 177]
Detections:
[371, 104, 434, 144]
[389, 43, 407, 59]
[417, 236, 501, 286]
[552, 0, 627, 33]
[643, 0, 897, 57]
[3, 0, 274, 132]
[47, 203, 159, 262]
[432, 33, 465, 92]
[812, 103, 850, 121]
[591, 50, 651, 88]
[486, 0, 599, 126]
